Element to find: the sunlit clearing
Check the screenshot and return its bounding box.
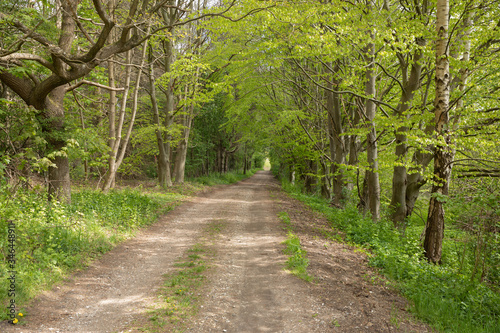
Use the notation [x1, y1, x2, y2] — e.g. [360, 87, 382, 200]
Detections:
[263, 158, 271, 171]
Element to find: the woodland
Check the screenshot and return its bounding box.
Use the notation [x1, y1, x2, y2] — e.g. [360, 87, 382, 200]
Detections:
[0, 0, 499, 331]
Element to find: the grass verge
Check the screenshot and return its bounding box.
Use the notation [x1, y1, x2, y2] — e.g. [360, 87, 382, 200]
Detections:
[280, 181, 500, 333]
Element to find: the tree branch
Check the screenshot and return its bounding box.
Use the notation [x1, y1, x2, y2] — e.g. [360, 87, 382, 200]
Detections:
[65, 80, 126, 92]
[291, 57, 394, 115]
[0, 53, 55, 72]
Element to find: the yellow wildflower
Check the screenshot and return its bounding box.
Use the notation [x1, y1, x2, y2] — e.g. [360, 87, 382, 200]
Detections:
[12, 318, 18, 324]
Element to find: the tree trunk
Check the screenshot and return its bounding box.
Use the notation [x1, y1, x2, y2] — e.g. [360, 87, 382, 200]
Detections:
[349, 99, 361, 194]
[46, 87, 71, 202]
[357, 170, 369, 214]
[243, 145, 248, 175]
[365, 40, 380, 221]
[103, 34, 149, 192]
[326, 70, 345, 206]
[173, 115, 192, 184]
[148, 47, 173, 188]
[424, 0, 450, 263]
[102, 54, 121, 191]
[405, 149, 434, 217]
[44, 0, 78, 202]
[390, 38, 427, 228]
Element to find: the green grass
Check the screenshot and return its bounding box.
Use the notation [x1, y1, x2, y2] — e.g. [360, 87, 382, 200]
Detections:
[282, 232, 313, 282]
[0, 187, 174, 322]
[144, 221, 225, 332]
[280, 181, 500, 333]
[278, 211, 313, 282]
[147, 243, 209, 330]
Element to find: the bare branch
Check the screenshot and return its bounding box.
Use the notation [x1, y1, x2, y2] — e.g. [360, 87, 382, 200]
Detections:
[65, 0, 95, 44]
[291, 57, 394, 115]
[65, 80, 126, 92]
[0, 53, 55, 72]
[92, 0, 112, 25]
[375, 61, 405, 93]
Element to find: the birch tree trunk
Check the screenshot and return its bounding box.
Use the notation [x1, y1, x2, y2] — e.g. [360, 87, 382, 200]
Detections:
[424, 0, 451, 263]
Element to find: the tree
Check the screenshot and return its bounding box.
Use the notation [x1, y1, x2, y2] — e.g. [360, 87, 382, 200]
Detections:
[0, 0, 240, 197]
[423, 0, 451, 264]
[102, 32, 149, 192]
[1, 0, 160, 200]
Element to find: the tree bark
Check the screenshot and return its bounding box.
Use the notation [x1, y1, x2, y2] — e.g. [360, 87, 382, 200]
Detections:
[102, 54, 121, 191]
[39, 0, 77, 202]
[45, 88, 71, 202]
[148, 47, 173, 188]
[424, 0, 451, 263]
[173, 113, 193, 184]
[103, 33, 149, 191]
[326, 68, 345, 206]
[405, 149, 434, 216]
[390, 38, 426, 228]
[365, 40, 380, 221]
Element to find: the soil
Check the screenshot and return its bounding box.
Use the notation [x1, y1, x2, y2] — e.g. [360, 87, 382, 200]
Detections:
[2, 171, 431, 332]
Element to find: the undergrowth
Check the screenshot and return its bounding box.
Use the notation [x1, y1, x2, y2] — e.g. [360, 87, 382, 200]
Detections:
[0, 188, 174, 321]
[190, 168, 258, 186]
[281, 181, 500, 333]
[0, 170, 255, 322]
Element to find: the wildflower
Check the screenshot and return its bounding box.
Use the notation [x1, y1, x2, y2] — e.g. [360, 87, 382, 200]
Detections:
[12, 318, 18, 324]
[19, 313, 23, 317]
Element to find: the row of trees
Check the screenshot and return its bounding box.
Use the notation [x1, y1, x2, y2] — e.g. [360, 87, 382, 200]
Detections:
[202, 0, 499, 263]
[1, 0, 499, 264]
[0, 1, 266, 199]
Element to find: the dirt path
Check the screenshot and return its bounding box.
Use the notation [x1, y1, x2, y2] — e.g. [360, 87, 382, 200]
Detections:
[3, 171, 430, 332]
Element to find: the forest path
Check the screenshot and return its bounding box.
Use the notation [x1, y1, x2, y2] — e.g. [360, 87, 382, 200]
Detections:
[5, 171, 430, 332]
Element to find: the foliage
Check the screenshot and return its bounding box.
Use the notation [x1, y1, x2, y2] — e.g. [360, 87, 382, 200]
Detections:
[190, 168, 258, 186]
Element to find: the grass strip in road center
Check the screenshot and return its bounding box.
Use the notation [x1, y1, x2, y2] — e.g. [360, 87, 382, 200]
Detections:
[136, 221, 226, 332]
[278, 211, 313, 283]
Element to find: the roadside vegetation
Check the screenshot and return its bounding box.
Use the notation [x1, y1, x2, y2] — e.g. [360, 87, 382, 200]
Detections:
[278, 211, 313, 282]
[280, 179, 500, 333]
[0, 170, 256, 321]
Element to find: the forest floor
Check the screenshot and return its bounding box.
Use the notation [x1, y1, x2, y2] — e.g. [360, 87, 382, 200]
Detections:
[2, 171, 432, 332]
